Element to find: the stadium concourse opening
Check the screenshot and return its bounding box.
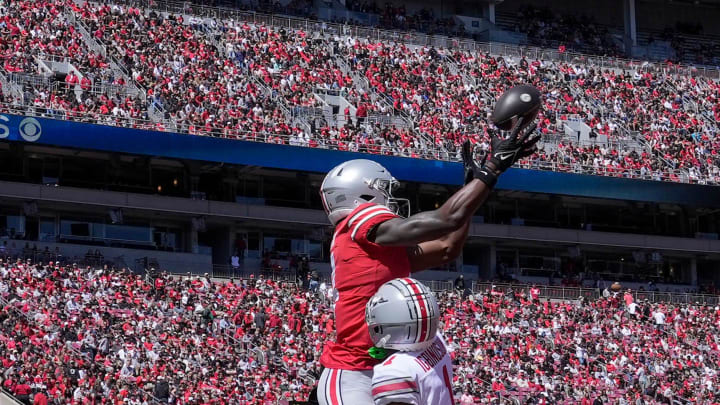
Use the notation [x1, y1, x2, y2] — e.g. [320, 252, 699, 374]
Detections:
[0, 0, 720, 402]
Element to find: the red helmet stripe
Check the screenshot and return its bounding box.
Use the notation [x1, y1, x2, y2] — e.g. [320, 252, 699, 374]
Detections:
[403, 278, 428, 344]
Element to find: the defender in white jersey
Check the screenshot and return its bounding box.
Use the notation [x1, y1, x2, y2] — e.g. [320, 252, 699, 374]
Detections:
[365, 278, 455, 405]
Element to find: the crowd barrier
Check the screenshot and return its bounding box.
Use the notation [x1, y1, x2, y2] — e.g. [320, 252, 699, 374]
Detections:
[183, 266, 720, 306]
[0, 388, 23, 405]
[471, 281, 720, 305]
[1, 102, 710, 185]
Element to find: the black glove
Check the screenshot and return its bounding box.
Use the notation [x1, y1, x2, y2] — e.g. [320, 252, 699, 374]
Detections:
[461, 140, 486, 186]
[462, 117, 540, 187]
[486, 117, 540, 172]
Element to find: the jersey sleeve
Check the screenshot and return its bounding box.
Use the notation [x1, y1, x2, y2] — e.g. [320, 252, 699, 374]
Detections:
[346, 204, 399, 247]
[371, 357, 421, 405]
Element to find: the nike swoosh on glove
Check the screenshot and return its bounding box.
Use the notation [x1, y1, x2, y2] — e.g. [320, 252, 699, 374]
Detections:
[461, 117, 540, 187]
[486, 116, 540, 173]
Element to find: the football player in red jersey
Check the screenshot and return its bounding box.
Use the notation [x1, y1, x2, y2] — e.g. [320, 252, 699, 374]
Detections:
[316, 118, 539, 405]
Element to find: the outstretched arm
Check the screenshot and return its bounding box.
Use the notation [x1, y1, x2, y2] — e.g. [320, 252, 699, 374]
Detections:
[370, 179, 489, 247]
[369, 118, 539, 270]
[406, 219, 471, 272]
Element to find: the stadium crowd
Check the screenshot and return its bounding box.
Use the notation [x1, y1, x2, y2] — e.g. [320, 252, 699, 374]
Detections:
[0, 1, 718, 184]
[0, 0, 150, 129]
[2, 257, 720, 404]
[0, 259, 323, 404]
[184, 0, 718, 67]
[0, 0, 115, 81]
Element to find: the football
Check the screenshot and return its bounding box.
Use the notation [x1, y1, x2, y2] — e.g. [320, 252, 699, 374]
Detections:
[490, 84, 543, 131]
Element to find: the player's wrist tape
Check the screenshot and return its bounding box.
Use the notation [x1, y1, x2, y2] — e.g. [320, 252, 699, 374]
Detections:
[475, 166, 498, 188]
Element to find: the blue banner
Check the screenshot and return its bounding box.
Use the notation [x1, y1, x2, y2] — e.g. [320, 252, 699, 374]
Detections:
[2, 113, 719, 207]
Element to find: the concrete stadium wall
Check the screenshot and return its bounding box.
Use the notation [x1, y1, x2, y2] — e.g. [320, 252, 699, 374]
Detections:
[1, 238, 212, 273]
[2, 180, 718, 278]
[0, 180, 330, 226]
[471, 223, 720, 254]
[0, 391, 20, 405]
[220, 257, 470, 282]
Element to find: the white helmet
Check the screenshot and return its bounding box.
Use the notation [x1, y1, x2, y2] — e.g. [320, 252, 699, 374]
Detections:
[320, 159, 408, 226]
[366, 278, 439, 352]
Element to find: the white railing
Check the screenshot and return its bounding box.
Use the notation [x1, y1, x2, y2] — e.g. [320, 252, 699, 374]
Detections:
[665, 78, 720, 137]
[334, 57, 414, 129]
[1, 101, 715, 185]
[246, 75, 312, 134]
[9, 72, 54, 88]
[66, 11, 107, 58]
[471, 281, 720, 305]
[64, 7, 147, 103]
[0, 387, 24, 405]
[0, 71, 24, 103]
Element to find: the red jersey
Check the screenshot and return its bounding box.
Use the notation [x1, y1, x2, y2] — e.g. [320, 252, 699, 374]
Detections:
[320, 203, 411, 370]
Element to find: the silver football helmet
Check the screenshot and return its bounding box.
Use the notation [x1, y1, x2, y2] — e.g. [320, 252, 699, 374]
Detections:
[320, 159, 409, 226]
[366, 278, 439, 352]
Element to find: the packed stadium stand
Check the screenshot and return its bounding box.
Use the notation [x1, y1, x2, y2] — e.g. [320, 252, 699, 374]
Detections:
[1, 258, 720, 404]
[2, 0, 720, 404]
[0, 0, 718, 184]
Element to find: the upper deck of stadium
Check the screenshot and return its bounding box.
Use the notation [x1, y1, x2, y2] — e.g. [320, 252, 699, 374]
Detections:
[0, 0, 717, 186]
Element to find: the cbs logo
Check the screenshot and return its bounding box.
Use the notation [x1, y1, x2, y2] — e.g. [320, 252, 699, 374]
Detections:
[0, 115, 42, 142]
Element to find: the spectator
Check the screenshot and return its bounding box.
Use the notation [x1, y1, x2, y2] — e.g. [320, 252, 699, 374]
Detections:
[624, 289, 634, 307]
[254, 308, 267, 333]
[13, 378, 31, 404]
[308, 271, 320, 292]
[153, 375, 170, 401]
[627, 298, 639, 318]
[355, 103, 367, 125]
[530, 284, 540, 301]
[31, 389, 48, 405]
[455, 274, 465, 291]
[231, 253, 240, 273]
[653, 307, 666, 329]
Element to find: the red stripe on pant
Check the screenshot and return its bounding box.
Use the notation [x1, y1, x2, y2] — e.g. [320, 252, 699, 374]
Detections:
[329, 369, 340, 405]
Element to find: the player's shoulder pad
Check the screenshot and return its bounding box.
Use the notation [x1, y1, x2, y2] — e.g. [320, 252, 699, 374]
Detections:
[343, 203, 397, 242]
[371, 353, 421, 405]
[345, 203, 395, 227]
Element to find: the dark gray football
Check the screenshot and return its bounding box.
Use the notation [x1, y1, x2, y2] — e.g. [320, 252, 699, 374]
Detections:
[490, 84, 542, 131]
